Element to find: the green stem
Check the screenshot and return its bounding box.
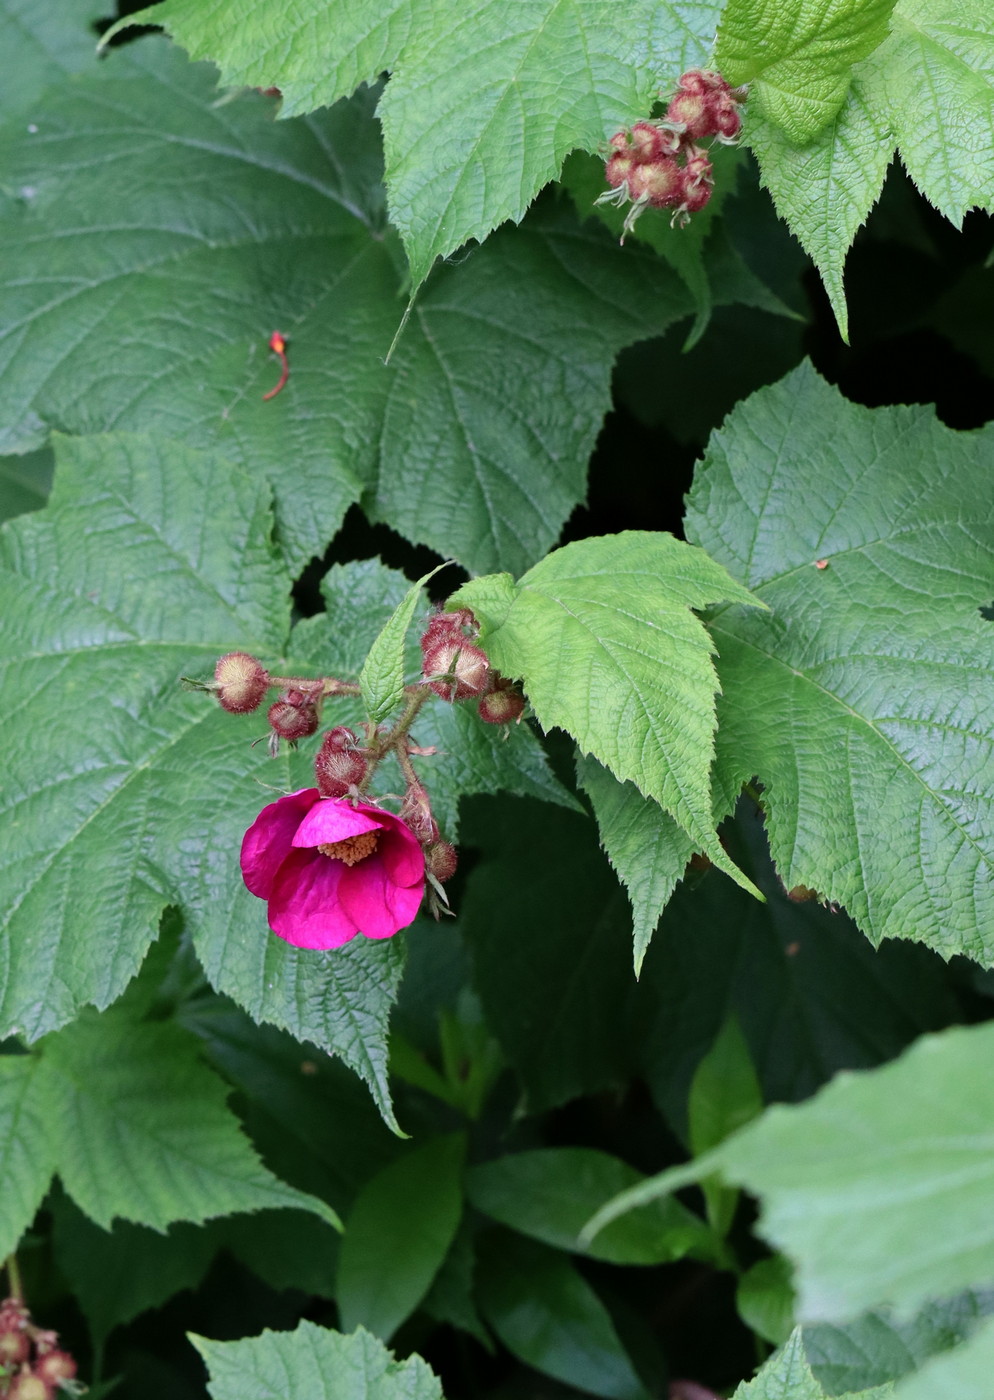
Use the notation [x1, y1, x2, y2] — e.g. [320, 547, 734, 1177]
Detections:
[357, 687, 432, 796]
[4, 1254, 23, 1303]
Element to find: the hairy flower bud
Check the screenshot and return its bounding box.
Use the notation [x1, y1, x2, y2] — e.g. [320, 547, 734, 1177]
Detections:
[6, 1372, 52, 1400]
[0, 1328, 29, 1366]
[267, 699, 319, 742]
[477, 681, 526, 725]
[214, 652, 269, 713]
[422, 640, 491, 701]
[315, 728, 368, 797]
[400, 782, 440, 847]
[420, 607, 478, 657]
[34, 1351, 77, 1386]
[426, 841, 458, 884]
[628, 154, 683, 208]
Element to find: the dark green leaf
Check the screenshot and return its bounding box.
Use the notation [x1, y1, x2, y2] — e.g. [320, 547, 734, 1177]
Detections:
[0, 1054, 57, 1259]
[0, 0, 106, 119]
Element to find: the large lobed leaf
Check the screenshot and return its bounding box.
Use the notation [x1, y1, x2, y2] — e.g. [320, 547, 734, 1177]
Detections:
[0, 0, 105, 120]
[114, 0, 721, 288]
[746, 0, 994, 334]
[0, 432, 401, 1124]
[686, 362, 994, 964]
[453, 532, 764, 896]
[0, 37, 700, 576]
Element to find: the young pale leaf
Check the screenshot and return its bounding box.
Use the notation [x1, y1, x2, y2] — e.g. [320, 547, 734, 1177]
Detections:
[191, 1321, 443, 1400]
[715, 0, 896, 141]
[467, 1148, 712, 1265]
[685, 363, 994, 963]
[117, 0, 720, 288]
[733, 1329, 893, 1400]
[588, 1021, 994, 1324]
[336, 1134, 466, 1340]
[0, 1056, 58, 1260]
[37, 1008, 339, 1232]
[452, 532, 765, 897]
[892, 1315, 994, 1400]
[0, 431, 406, 1128]
[0, 41, 699, 576]
[477, 1232, 647, 1400]
[359, 563, 448, 723]
[576, 754, 698, 973]
[0, 0, 106, 119]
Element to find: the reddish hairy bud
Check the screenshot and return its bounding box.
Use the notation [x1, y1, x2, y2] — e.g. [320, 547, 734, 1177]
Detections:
[0, 1329, 29, 1365]
[34, 1351, 77, 1386]
[422, 640, 491, 701]
[315, 728, 368, 797]
[214, 652, 269, 713]
[628, 155, 682, 208]
[605, 150, 635, 189]
[427, 842, 458, 884]
[6, 1373, 52, 1400]
[400, 783, 440, 846]
[477, 682, 526, 725]
[267, 700, 319, 742]
[420, 607, 478, 656]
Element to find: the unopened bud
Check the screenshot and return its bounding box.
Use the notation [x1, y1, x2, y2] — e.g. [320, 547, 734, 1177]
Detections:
[420, 607, 478, 656]
[267, 699, 319, 742]
[400, 783, 440, 846]
[6, 1372, 52, 1400]
[477, 682, 526, 725]
[427, 842, 458, 884]
[35, 1351, 77, 1386]
[214, 652, 269, 713]
[628, 155, 683, 208]
[315, 729, 368, 797]
[422, 640, 491, 701]
[0, 1329, 29, 1365]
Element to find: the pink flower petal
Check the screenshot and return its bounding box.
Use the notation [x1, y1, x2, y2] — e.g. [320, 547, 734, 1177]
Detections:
[266, 847, 358, 950]
[241, 788, 320, 898]
[377, 822, 425, 888]
[337, 855, 424, 939]
[292, 797, 383, 849]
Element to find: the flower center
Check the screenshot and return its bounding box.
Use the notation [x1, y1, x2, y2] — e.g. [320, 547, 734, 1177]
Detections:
[316, 832, 379, 866]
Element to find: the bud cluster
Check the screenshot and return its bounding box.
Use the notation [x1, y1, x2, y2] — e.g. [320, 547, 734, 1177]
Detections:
[598, 69, 746, 238]
[0, 1299, 79, 1400]
[420, 610, 526, 727]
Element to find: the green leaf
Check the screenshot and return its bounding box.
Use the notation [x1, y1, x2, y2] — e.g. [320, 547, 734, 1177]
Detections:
[892, 1315, 994, 1400]
[360, 564, 448, 723]
[477, 1231, 647, 1400]
[745, 0, 994, 331]
[715, 0, 896, 141]
[685, 363, 994, 963]
[0, 41, 703, 575]
[37, 1006, 340, 1232]
[589, 1020, 994, 1324]
[734, 1328, 893, 1400]
[467, 1148, 712, 1265]
[121, 0, 721, 288]
[688, 1013, 763, 1238]
[576, 754, 697, 973]
[452, 532, 764, 896]
[191, 1321, 443, 1400]
[738, 1256, 797, 1347]
[804, 1291, 994, 1392]
[336, 1133, 466, 1340]
[0, 431, 405, 1127]
[0, 0, 106, 119]
[0, 1054, 57, 1260]
[0, 448, 52, 524]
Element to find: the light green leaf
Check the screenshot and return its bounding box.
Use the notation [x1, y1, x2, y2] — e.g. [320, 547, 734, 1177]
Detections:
[477, 1231, 647, 1400]
[576, 753, 697, 973]
[336, 1134, 466, 1340]
[191, 1321, 443, 1400]
[0, 1055, 57, 1259]
[715, 0, 896, 141]
[452, 532, 764, 896]
[588, 1021, 994, 1324]
[118, 0, 721, 288]
[360, 564, 448, 723]
[738, 1256, 796, 1347]
[0, 0, 106, 119]
[745, 0, 994, 331]
[467, 1147, 712, 1265]
[688, 1013, 763, 1238]
[0, 431, 406, 1127]
[37, 1007, 339, 1232]
[0, 40, 700, 576]
[893, 1315, 994, 1400]
[685, 363, 994, 962]
[734, 1328, 894, 1400]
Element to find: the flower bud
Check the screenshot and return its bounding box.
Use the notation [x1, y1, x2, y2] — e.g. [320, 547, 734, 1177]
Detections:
[6, 1372, 52, 1400]
[34, 1351, 77, 1386]
[267, 699, 319, 742]
[427, 842, 458, 884]
[605, 150, 635, 189]
[315, 728, 368, 797]
[0, 1328, 29, 1365]
[420, 607, 478, 656]
[628, 154, 682, 208]
[400, 783, 440, 847]
[214, 652, 269, 713]
[477, 681, 526, 725]
[422, 640, 491, 701]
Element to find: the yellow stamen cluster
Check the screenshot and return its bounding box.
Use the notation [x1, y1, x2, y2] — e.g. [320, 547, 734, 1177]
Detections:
[317, 832, 379, 866]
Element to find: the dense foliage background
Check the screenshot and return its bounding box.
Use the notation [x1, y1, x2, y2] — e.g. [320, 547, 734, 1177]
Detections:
[0, 1, 992, 1398]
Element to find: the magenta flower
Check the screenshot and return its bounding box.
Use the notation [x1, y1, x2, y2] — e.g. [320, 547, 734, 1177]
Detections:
[240, 789, 425, 949]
